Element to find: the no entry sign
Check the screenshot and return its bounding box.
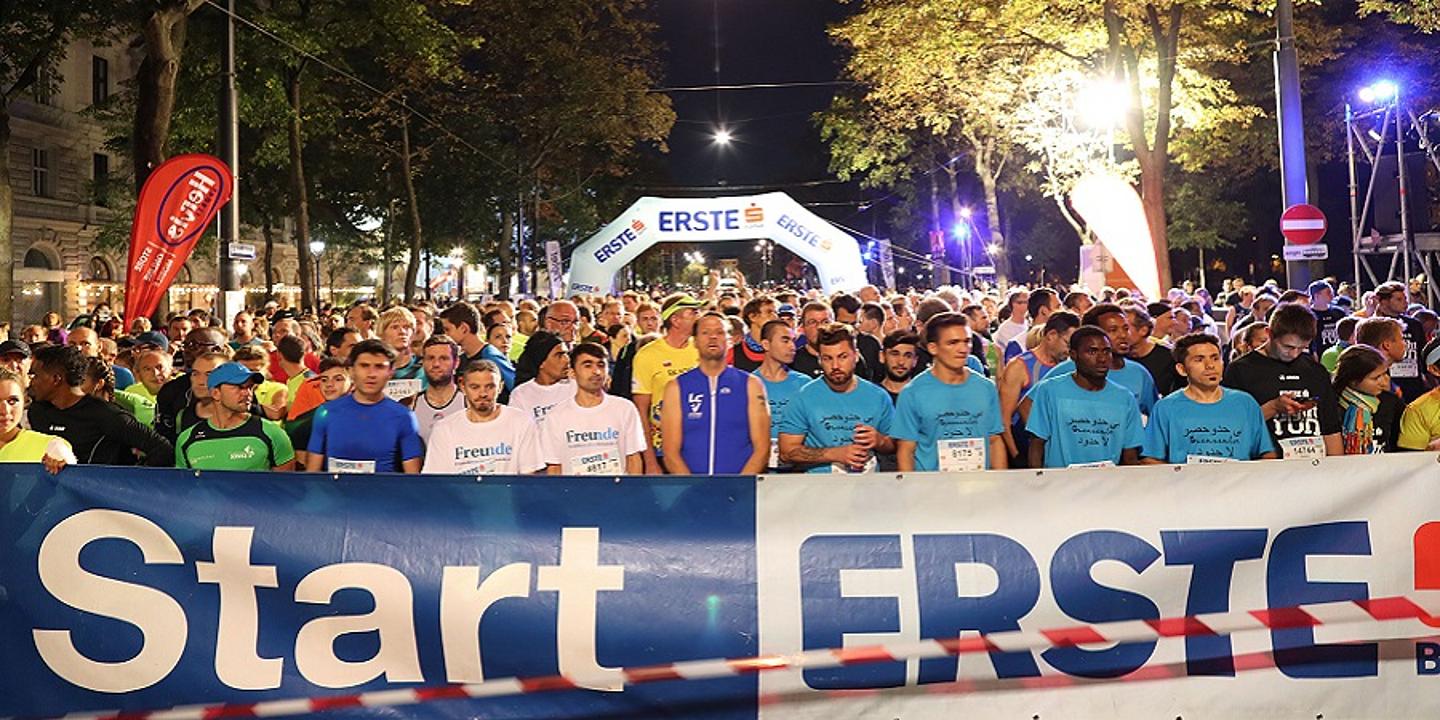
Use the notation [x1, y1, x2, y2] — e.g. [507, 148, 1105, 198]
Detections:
[1281, 203, 1327, 245]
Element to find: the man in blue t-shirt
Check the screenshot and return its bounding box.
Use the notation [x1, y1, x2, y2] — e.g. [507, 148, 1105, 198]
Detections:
[894, 312, 1006, 472]
[1026, 326, 1145, 468]
[777, 323, 894, 474]
[754, 320, 811, 470]
[1042, 303, 1159, 416]
[1142, 334, 1277, 464]
[306, 339, 424, 474]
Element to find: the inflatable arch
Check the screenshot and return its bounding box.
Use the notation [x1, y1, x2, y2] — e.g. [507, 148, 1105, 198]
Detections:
[566, 192, 868, 296]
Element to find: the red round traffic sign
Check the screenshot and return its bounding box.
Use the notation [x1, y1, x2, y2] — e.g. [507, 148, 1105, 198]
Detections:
[1280, 203, 1327, 245]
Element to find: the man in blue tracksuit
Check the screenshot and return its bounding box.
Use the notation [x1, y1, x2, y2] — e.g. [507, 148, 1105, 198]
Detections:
[660, 312, 771, 474]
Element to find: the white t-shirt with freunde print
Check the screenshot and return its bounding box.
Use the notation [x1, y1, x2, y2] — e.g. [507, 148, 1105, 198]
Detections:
[538, 394, 646, 475]
[508, 379, 575, 425]
[422, 404, 544, 475]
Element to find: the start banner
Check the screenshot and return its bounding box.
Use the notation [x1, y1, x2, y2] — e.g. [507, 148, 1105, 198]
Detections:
[4, 455, 1440, 718]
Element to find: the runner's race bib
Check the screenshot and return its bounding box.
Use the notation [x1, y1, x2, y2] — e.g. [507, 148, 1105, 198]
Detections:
[1067, 460, 1116, 469]
[1279, 436, 1326, 459]
[938, 437, 986, 472]
[568, 450, 623, 476]
[328, 458, 377, 474]
[384, 379, 423, 402]
[769, 438, 780, 470]
[1187, 454, 1238, 464]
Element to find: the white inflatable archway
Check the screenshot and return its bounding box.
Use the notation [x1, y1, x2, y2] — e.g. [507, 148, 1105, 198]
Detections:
[566, 192, 868, 296]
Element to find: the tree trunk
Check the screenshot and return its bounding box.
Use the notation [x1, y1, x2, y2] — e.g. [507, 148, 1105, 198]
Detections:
[498, 209, 515, 299]
[285, 67, 314, 311]
[399, 113, 424, 304]
[927, 169, 946, 286]
[261, 217, 275, 302]
[133, 7, 191, 192]
[1139, 159, 1172, 293]
[975, 166, 1012, 288]
[0, 105, 13, 327]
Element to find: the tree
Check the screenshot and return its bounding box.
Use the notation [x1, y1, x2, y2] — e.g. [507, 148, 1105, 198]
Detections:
[0, 1, 114, 324]
[119, 0, 206, 192]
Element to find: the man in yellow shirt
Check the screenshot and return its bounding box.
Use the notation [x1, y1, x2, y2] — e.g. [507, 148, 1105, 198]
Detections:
[631, 295, 704, 474]
[1398, 337, 1440, 451]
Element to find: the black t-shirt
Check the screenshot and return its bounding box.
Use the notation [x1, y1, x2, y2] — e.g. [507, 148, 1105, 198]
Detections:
[1222, 350, 1340, 449]
[1385, 314, 1429, 402]
[857, 333, 883, 382]
[1373, 391, 1403, 453]
[29, 395, 174, 466]
[731, 339, 764, 373]
[1312, 307, 1348, 356]
[1134, 342, 1181, 396]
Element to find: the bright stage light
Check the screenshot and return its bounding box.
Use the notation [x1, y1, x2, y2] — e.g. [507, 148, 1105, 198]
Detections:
[1359, 80, 1398, 104]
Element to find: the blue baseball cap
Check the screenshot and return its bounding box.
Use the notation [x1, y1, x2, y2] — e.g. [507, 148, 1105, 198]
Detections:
[134, 330, 170, 351]
[777, 303, 797, 317]
[207, 362, 264, 390]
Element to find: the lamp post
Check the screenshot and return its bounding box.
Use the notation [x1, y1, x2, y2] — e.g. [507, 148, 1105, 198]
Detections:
[754, 239, 773, 283]
[308, 240, 325, 311]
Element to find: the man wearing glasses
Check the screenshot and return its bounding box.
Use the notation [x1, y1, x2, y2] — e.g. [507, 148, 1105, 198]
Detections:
[542, 300, 581, 344]
[1223, 302, 1341, 458]
[153, 327, 258, 444]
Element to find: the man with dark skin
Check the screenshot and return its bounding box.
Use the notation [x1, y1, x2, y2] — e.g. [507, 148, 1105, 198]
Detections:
[1026, 327, 1144, 469]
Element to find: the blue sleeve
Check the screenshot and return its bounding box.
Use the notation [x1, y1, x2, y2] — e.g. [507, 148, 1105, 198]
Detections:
[306, 405, 329, 455]
[500, 360, 516, 391]
[1025, 383, 1053, 440]
[399, 408, 424, 461]
[1250, 399, 1277, 457]
[984, 385, 1004, 436]
[776, 388, 807, 436]
[966, 355, 986, 374]
[1141, 370, 1159, 416]
[1142, 403, 1168, 460]
[890, 388, 921, 442]
[1123, 397, 1146, 451]
[873, 387, 895, 436]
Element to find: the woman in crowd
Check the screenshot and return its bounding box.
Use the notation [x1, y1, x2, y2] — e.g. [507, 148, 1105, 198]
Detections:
[1333, 344, 1402, 454]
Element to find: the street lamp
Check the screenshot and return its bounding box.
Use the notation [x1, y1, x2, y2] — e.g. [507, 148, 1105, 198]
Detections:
[1077, 79, 1130, 129]
[367, 268, 379, 280]
[308, 240, 326, 310]
[712, 128, 732, 146]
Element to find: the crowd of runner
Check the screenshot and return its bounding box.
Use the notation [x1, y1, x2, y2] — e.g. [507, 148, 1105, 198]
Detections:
[4, 269, 1440, 475]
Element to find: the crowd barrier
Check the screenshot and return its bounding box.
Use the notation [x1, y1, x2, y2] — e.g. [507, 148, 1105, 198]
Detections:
[5, 454, 1440, 718]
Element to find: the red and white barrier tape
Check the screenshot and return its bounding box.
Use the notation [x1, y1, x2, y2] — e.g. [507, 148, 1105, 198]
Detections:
[31, 594, 1440, 720]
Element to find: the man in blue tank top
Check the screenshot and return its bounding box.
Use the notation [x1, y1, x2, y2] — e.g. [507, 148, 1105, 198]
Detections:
[661, 313, 771, 474]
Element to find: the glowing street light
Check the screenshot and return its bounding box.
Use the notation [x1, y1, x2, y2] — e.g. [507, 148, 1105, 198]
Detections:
[1358, 80, 1398, 104]
[367, 268, 380, 280]
[959, 207, 973, 219]
[1077, 79, 1130, 129]
[986, 243, 1003, 256]
[713, 128, 733, 146]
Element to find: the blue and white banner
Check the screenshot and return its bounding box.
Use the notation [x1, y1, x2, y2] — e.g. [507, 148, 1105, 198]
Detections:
[6, 455, 1440, 718]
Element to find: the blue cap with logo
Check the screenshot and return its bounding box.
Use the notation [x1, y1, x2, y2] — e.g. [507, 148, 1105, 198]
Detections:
[207, 362, 264, 390]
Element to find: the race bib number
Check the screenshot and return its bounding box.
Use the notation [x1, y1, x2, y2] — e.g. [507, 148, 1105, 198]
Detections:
[1187, 454, 1238, 464]
[938, 437, 986, 473]
[1279, 436, 1326, 459]
[568, 450, 623, 476]
[384, 379, 422, 402]
[1067, 460, 1115, 469]
[459, 459, 497, 476]
[769, 438, 780, 469]
[328, 458, 377, 474]
[831, 455, 879, 475]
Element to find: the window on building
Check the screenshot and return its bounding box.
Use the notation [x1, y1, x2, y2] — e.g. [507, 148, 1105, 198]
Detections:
[31, 149, 51, 198]
[91, 56, 109, 106]
[31, 66, 54, 106]
[24, 248, 54, 270]
[92, 153, 110, 207]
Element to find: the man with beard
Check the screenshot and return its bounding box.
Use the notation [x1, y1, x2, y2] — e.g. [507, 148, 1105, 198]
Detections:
[877, 331, 920, 404]
[778, 323, 895, 474]
[1025, 326, 1145, 468]
[175, 362, 296, 471]
[422, 359, 544, 475]
[402, 335, 465, 443]
[661, 313, 770, 475]
[1044, 303, 1159, 417]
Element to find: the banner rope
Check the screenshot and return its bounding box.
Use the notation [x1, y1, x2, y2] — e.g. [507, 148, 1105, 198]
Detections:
[22, 594, 1438, 720]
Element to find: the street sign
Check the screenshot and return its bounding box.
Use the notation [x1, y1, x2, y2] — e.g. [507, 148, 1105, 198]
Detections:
[1280, 204, 1327, 245]
[973, 265, 997, 276]
[227, 242, 256, 261]
[1282, 243, 1329, 261]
